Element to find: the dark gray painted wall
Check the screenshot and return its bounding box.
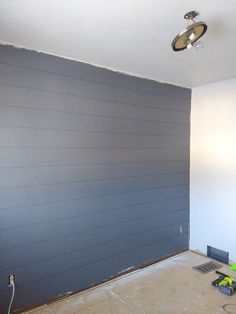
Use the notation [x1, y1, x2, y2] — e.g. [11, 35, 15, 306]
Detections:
[0, 45, 191, 312]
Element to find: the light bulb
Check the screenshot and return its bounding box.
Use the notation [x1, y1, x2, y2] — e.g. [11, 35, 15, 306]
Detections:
[193, 41, 204, 50]
[189, 32, 195, 40]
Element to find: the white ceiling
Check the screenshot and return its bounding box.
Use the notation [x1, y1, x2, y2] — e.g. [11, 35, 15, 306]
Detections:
[0, 0, 235, 88]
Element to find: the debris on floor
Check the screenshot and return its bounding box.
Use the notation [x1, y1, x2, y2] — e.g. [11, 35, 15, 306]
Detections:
[24, 251, 236, 314]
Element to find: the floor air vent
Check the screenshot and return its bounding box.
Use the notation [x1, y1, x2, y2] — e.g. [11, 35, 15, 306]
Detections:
[193, 261, 222, 274]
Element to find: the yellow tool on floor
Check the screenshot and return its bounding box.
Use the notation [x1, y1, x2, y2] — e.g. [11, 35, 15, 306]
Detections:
[212, 271, 236, 296]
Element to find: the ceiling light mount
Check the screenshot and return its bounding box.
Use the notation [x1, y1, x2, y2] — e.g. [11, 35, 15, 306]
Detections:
[171, 10, 207, 52]
[184, 10, 199, 21]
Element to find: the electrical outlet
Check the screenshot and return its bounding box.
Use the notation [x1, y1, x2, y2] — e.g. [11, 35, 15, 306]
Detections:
[179, 225, 183, 234]
[8, 274, 16, 286]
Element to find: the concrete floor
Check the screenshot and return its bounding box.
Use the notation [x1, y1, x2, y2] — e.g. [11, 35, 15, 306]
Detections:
[25, 251, 236, 314]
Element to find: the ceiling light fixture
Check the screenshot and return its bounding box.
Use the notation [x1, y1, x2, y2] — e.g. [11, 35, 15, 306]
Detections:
[171, 10, 207, 52]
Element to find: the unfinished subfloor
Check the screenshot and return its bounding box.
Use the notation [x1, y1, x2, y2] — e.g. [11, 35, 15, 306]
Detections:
[25, 251, 236, 314]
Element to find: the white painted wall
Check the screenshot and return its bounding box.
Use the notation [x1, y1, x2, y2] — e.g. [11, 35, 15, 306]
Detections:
[190, 78, 236, 262]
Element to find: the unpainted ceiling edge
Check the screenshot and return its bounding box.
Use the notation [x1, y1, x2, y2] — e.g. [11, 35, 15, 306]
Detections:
[0, 40, 191, 90]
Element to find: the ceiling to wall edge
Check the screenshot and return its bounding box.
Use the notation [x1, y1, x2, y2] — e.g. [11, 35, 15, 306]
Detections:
[2, 40, 233, 90]
[0, 40, 191, 90]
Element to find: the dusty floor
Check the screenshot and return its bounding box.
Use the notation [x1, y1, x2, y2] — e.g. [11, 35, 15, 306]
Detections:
[25, 251, 236, 314]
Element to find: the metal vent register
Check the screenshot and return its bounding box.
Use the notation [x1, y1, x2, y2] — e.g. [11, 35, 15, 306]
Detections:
[193, 261, 222, 274]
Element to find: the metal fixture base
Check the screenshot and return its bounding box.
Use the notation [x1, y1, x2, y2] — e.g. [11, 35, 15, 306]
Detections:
[184, 11, 199, 20]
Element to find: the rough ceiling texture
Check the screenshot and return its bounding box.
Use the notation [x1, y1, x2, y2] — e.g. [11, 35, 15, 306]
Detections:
[0, 0, 235, 87]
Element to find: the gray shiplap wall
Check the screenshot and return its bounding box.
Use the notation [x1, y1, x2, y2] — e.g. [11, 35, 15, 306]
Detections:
[0, 45, 191, 312]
